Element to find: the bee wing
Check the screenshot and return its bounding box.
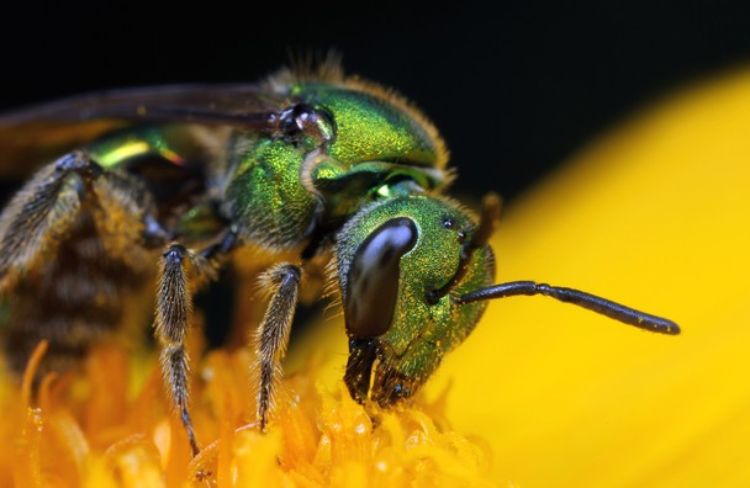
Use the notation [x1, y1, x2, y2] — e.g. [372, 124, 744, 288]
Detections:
[0, 84, 286, 175]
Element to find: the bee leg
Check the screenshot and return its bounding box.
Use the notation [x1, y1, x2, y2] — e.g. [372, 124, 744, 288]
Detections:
[154, 243, 202, 456]
[154, 236, 237, 456]
[255, 263, 301, 431]
[0, 150, 161, 291]
[0, 151, 91, 291]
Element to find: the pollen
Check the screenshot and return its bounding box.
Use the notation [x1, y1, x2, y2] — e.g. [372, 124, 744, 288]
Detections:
[0, 339, 497, 487]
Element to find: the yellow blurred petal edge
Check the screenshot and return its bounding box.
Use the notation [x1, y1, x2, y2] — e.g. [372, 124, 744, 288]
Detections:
[425, 66, 750, 487]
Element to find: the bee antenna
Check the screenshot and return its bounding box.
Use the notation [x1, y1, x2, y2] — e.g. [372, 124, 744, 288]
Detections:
[456, 280, 680, 335]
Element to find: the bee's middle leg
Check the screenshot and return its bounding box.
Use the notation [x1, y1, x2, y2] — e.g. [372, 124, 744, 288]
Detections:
[155, 244, 201, 456]
[154, 233, 236, 456]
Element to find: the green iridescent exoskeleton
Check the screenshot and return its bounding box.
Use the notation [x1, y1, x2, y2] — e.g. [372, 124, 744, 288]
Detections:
[224, 80, 449, 249]
[0, 60, 679, 456]
[294, 83, 443, 166]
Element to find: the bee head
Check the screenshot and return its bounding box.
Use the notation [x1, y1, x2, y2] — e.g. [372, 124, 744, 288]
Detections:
[335, 194, 497, 406]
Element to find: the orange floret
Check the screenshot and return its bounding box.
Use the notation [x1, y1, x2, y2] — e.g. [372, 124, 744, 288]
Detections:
[0, 340, 498, 487]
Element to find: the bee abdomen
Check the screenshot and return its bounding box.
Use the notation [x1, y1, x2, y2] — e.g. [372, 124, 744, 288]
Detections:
[2, 212, 153, 376]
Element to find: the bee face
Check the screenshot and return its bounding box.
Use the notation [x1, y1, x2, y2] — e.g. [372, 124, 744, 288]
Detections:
[336, 194, 495, 405]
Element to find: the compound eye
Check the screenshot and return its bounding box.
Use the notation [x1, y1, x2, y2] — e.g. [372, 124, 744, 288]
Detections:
[345, 217, 418, 338]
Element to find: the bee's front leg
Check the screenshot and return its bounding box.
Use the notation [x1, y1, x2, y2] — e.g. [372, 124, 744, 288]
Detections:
[254, 263, 301, 431]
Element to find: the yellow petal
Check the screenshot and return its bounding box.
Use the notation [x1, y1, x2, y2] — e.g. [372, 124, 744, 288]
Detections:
[426, 67, 750, 486]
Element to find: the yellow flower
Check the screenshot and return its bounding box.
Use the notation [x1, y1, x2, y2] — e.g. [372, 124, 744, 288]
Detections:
[1, 67, 749, 487]
[0, 339, 496, 486]
[430, 67, 750, 486]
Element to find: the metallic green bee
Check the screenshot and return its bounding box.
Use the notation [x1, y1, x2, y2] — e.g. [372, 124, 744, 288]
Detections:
[0, 61, 679, 455]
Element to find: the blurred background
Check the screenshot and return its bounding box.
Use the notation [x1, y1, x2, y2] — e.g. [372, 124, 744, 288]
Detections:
[3, 5, 750, 485]
[2, 2, 749, 200]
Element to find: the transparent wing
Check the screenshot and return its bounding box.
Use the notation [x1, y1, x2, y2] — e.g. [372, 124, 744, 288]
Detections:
[0, 84, 286, 175]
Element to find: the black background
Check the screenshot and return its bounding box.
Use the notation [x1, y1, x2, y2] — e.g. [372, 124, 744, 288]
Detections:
[3, 2, 750, 200]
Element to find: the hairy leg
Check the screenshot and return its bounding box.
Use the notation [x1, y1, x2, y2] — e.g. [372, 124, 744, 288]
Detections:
[0, 151, 163, 292]
[155, 244, 201, 455]
[255, 263, 301, 431]
[154, 232, 237, 455]
[0, 150, 167, 374]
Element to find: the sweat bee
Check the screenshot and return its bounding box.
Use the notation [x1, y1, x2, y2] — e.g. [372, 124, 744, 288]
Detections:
[0, 60, 679, 455]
